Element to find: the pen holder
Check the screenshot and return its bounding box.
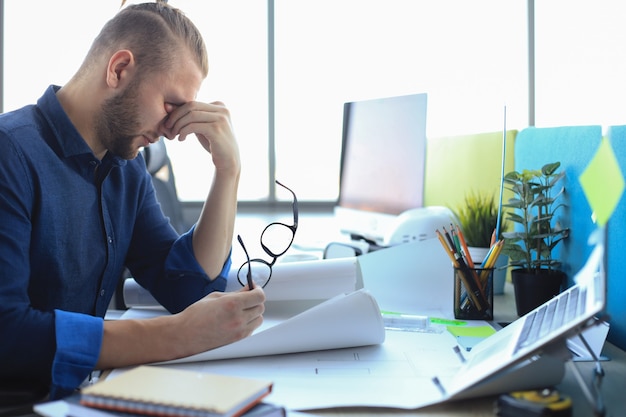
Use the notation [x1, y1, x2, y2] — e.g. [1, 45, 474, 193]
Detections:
[453, 266, 494, 320]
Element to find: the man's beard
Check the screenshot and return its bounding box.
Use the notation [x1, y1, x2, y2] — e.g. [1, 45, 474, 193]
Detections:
[94, 80, 144, 160]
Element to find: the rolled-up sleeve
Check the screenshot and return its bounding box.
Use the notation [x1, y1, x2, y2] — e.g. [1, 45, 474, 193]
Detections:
[145, 225, 231, 313]
[50, 310, 103, 399]
[165, 225, 232, 283]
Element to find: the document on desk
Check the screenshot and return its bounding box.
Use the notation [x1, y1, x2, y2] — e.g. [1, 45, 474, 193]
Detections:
[123, 257, 358, 307]
[110, 329, 462, 411]
[113, 239, 465, 411]
[121, 288, 385, 363]
[224, 257, 358, 300]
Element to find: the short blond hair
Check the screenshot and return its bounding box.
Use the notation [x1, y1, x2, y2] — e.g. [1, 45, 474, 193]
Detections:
[84, 2, 208, 79]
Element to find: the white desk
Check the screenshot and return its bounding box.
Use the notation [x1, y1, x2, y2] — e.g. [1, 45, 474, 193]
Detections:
[15, 294, 626, 417]
[304, 283, 625, 417]
[17, 213, 626, 417]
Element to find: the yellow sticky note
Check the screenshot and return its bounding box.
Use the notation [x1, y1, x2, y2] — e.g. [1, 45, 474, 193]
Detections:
[579, 137, 625, 226]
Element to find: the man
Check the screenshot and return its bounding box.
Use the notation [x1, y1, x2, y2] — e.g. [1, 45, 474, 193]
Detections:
[0, 2, 265, 400]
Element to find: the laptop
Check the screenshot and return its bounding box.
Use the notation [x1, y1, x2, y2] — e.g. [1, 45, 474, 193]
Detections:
[440, 239, 607, 399]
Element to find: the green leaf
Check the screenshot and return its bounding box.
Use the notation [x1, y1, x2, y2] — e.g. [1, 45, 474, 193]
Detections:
[501, 161, 568, 272]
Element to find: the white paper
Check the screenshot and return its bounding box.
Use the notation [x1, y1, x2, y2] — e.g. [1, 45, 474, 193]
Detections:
[110, 329, 461, 411]
[356, 237, 453, 315]
[225, 257, 358, 300]
[124, 257, 358, 308]
[121, 288, 385, 363]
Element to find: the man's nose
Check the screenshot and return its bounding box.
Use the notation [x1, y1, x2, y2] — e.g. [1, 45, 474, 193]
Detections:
[158, 121, 175, 140]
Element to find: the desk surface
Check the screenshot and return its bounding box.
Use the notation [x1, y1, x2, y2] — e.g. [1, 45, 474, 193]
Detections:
[10, 232, 624, 417]
[305, 282, 625, 417]
[222, 214, 626, 415]
[305, 346, 626, 417]
[14, 283, 624, 417]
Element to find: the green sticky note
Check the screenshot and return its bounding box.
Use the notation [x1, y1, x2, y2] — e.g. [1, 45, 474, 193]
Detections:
[579, 137, 625, 226]
[447, 325, 496, 338]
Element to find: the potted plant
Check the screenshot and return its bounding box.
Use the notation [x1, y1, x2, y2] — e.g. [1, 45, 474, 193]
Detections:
[501, 161, 569, 315]
[454, 191, 507, 294]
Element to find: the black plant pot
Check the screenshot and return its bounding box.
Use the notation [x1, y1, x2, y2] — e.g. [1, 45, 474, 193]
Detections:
[511, 269, 566, 316]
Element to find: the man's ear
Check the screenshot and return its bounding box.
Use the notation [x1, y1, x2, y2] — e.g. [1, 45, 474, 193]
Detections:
[106, 50, 135, 89]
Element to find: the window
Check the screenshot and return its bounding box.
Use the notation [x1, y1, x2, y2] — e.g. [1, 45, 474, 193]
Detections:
[274, 0, 527, 201]
[3, 2, 117, 109]
[3, 0, 268, 202]
[10, 2, 624, 204]
[534, 0, 626, 128]
[161, 1, 269, 201]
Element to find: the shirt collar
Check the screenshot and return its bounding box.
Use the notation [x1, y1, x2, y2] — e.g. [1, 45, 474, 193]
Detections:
[37, 85, 126, 168]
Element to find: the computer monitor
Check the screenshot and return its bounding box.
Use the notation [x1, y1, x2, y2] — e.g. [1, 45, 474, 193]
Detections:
[334, 93, 428, 243]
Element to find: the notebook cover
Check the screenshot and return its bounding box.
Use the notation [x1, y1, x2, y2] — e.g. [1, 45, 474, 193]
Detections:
[80, 366, 273, 417]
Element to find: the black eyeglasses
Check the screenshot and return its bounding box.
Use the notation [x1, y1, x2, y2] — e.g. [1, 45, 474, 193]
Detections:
[237, 180, 298, 289]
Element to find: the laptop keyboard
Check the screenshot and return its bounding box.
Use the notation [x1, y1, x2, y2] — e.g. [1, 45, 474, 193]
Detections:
[514, 286, 584, 354]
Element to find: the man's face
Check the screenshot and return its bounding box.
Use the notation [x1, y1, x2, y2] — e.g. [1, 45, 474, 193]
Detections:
[94, 76, 148, 160]
[94, 58, 203, 160]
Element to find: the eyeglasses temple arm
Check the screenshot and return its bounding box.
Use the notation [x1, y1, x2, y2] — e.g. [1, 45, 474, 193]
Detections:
[237, 235, 254, 290]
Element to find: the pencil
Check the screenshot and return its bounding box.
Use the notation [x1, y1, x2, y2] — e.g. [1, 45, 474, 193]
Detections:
[437, 229, 487, 311]
[455, 224, 475, 268]
[436, 229, 457, 265]
[455, 253, 488, 312]
[442, 226, 457, 254]
[480, 240, 504, 283]
[482, 240, 504, 269]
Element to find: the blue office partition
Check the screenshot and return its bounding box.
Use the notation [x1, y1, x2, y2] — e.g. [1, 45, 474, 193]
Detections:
[514, 126, 603, 279]
[605, 126, 626, 350]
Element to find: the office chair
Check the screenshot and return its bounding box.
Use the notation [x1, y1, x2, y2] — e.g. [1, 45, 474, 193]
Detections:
[113, 140, 187, 310]
[142, 139, 187, 234]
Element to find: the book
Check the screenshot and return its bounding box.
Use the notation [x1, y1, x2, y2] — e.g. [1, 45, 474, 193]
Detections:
[34, 397, 286, 417]
[79, 366, 273, 417]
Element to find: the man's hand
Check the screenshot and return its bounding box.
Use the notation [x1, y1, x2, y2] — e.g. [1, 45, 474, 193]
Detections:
[98, 287, 265, 369]
[161, 101, 240, 175]
[173, 287, 266, 355]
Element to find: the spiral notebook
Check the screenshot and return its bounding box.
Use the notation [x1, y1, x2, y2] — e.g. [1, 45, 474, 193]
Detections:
[79, 366, 273, 417]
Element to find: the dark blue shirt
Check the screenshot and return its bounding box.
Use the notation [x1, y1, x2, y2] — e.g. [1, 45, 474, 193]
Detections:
[0, 86, 230, 398]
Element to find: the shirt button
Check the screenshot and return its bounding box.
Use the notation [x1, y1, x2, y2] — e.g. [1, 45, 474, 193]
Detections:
[100, 289, 105, 297]
[107, 236, 113, 244]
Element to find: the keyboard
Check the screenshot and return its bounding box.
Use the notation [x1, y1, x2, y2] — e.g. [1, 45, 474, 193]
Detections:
[514, 286, 584, 354]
